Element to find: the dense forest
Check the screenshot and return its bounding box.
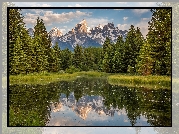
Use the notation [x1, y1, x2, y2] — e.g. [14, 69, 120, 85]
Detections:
[9, 8, 171, 76]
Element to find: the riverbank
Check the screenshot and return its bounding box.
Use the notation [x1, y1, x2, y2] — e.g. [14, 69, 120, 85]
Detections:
[9, 71, 108, 85]
[108, 74, 171, 90]
[9, 71, 171, 89]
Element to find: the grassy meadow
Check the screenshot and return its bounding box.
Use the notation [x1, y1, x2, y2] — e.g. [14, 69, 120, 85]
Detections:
[108, 74, 171, 89]
[9, 71, 171, 90]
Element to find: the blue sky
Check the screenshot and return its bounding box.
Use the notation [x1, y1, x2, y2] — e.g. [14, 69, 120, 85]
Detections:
[13, 2, 160, 38]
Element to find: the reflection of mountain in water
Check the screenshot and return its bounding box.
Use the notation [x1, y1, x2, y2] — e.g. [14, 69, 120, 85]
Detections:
[51, 93, 118, 120]
[47, 77, 171, 126]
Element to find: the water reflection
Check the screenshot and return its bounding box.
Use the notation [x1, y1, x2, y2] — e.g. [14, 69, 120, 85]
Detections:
[9, 77, 171, 126]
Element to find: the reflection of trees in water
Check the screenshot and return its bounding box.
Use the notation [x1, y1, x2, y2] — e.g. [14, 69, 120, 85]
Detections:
[9, 77, 171, 126]
[58, 77, 171, 126]
[9, 83, 60, 126]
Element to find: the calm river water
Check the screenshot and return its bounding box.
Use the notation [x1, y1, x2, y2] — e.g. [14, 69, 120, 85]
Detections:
[9, 77, 171, 126]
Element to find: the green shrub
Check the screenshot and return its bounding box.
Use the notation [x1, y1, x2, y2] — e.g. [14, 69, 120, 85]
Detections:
[57, 70, 65, 74]
[65, 66, 80, 74]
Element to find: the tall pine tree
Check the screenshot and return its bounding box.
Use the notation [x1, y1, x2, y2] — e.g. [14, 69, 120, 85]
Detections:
[112, 35, 125, 73]
[102, 38, 114, 73]
[125, 25, 144, 73]
[9, 8, 32, 75]
[33, 17, 51, 72]
[73, 44, 83, 70]
[136, 42, 153, 75]
[60, 48, 72, 70]
[49, 42, 61, 72]
[147, 8, 171, 75]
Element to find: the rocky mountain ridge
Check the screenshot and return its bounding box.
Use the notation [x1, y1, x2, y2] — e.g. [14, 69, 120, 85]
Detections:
[49, 19, 128, 50]
[28, 19, 128, 50]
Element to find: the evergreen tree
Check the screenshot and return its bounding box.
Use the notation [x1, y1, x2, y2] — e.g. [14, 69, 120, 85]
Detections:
[125, 25, 144, 73]
[136, 42, 153, 75]
[112, 35, 125, 73]
[24, 35, 35, 74]
[9, 9, 31, 74]
[91, 47, 103, 70]
[49, 42, 61, 72]
[103, 37, 111, 54]
[103, 46, 115, 73]
[147, 8, 171, 75]
[60, 48, 72, 70]
[32, 36, 48, 72]
[33, 17, 51, 72]
[11, 36, 27, 75]
[102, 38, 114, 73]
[82, 47, 95, 71]
[73, 44, 83, 70]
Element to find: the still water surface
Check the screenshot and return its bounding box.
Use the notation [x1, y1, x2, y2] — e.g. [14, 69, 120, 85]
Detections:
[9, 77, 171, 126]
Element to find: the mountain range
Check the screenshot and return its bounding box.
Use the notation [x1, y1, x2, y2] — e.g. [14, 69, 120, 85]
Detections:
[28, 19, 128, 50]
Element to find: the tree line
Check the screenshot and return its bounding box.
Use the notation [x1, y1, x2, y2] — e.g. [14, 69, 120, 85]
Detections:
[9, 8, 171, 76]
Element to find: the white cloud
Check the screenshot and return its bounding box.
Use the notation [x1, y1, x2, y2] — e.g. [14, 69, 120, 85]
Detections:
[117, 24, 130, 31]
[60, 29, 66, 34]
[117, 19, 149, 38]
[123, 17, 128, 21]
[132, 9, 150, 15]
[24, 10, 91, 26]
[142, 18, 151, 21]
[86, 18, 112, 28]
[135, 18, 152, 38]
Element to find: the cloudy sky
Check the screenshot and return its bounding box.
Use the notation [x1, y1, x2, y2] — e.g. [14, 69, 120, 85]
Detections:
[13, 2, 160, 38]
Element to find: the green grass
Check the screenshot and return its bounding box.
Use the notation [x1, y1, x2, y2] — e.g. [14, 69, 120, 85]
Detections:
[9, 71, 106, 85]
[9, 71, 171, 90]
[108, 74, 171, 90]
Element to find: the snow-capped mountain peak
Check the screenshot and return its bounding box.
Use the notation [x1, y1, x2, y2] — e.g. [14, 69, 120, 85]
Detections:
[49, 27, 63, 37]
[97, 24, 103, 29]
[48, 19, 128, 50]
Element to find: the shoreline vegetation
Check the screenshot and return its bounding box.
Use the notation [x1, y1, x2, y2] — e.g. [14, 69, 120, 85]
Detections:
[9, 71, 171, 90]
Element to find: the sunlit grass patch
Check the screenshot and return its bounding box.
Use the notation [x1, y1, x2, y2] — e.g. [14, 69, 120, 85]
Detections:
[9, 71, 106, 85]
[9, 73, 78, 85]
[76, 71, 107, 77]
[9, 71, 171, 89]
[108, 75, 171, 90]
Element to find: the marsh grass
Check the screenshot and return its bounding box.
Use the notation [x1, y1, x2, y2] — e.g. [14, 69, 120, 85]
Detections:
[9, 71, 171, 89]
[9, 71, 106, 85]
[108, 74, 171, 89]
